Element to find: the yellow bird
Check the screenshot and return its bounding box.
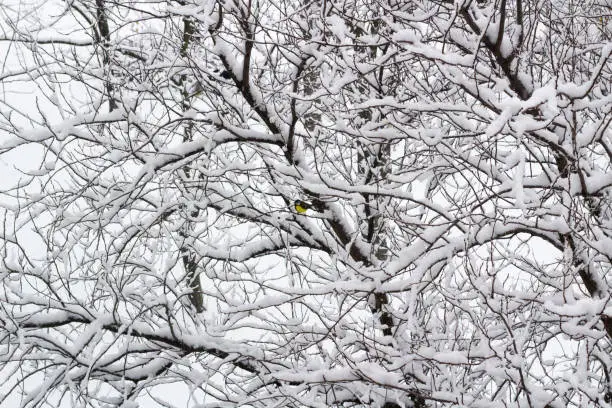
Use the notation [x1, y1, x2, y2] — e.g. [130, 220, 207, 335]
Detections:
[294, 200, 311, 214]
[294, 199, 325, 214]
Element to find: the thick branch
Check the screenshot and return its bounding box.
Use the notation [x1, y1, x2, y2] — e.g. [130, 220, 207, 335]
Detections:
[95, 0, 117, 111]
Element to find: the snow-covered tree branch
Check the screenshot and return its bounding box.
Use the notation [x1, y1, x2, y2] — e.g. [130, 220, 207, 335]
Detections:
[0, 0, 610, 407]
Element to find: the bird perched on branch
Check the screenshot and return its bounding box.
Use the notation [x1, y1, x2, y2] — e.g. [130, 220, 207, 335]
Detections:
[294, 199, 325, 214]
